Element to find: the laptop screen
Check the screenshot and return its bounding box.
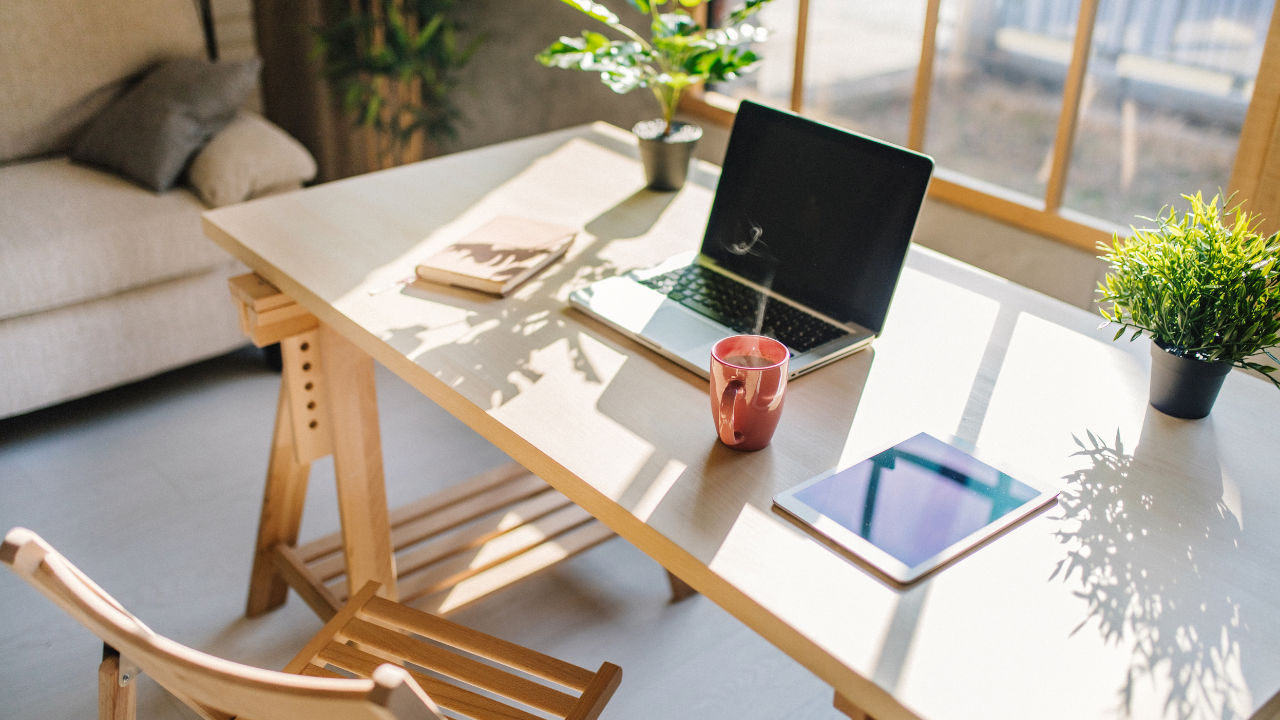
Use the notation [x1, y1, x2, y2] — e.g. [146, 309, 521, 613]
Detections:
[700, 101, 934, 333]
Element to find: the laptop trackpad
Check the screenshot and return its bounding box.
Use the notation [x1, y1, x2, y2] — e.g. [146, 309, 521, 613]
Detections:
[641, 304, 727, 358]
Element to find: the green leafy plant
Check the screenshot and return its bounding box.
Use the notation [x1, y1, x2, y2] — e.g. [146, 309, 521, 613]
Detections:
[314, 0, 482, 168]
[1097, 192, 1280, 388]
[536, 0, 773, 136]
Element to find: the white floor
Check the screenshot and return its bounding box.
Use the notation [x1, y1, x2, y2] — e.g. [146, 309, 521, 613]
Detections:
[0, 347, 843, 720]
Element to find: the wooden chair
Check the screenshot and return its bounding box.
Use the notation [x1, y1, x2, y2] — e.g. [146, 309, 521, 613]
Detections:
[2, 527, 622, 720]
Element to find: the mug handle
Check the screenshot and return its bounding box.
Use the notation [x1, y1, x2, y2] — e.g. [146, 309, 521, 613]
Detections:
[718, 380, 745, 446]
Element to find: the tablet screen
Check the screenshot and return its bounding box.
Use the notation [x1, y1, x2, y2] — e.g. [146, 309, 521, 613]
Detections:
[775, 433, 1055, 583]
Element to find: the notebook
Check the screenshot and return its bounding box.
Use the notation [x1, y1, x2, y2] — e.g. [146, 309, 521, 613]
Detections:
[773, 433, 1060, 586]
[569, 100, 934, 379]
[416, 216, 575, 297]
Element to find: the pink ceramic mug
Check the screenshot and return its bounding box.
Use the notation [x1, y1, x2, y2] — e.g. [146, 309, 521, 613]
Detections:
[710, 335, 789, 451]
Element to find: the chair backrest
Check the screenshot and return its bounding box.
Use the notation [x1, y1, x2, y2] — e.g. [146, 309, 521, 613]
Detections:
[1, 527, 443, 720]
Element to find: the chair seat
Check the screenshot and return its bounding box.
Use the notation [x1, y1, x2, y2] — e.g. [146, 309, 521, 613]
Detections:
[2, 527, 622, 720]
[286, 581, 622, 720]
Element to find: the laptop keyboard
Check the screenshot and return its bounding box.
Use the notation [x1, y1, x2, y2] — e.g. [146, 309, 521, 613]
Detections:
[638, 265, 849, 353]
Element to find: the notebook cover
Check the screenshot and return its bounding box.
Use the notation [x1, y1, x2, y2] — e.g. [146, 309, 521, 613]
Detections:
[416, 216, 576, 296]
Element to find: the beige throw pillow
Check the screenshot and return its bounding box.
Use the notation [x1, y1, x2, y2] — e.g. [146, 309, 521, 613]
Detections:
[188, 111, 317, 208]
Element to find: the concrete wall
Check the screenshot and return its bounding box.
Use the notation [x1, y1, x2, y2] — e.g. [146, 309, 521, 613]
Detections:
[450, 0, 657, 154]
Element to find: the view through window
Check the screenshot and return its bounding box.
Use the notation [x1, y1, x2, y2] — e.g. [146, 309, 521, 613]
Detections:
[706, 0, 1274, 242]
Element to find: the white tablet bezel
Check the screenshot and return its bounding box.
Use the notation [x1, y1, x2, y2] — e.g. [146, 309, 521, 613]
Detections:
[772, 433, 1060, 587]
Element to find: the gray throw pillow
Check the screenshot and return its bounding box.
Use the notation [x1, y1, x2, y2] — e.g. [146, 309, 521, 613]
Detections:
[71, 57, 261, 192]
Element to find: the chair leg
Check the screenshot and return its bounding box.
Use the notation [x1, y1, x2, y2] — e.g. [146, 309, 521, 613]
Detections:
[667, 570, 698, 602]
[99, 645, 136, 720]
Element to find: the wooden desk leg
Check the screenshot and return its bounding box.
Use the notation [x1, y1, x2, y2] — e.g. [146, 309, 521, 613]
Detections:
[245, 379, 312, 617]
[833, 692, 875, 720]
[320, 322, 398, 601]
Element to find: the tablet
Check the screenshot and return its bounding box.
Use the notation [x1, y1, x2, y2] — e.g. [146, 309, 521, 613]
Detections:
[773, 432, 1059, 586]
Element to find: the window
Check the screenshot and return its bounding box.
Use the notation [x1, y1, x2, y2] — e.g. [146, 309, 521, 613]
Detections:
[689, 0, 1277, 252]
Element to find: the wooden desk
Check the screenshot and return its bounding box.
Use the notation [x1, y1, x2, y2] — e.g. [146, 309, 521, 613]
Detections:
[204, 123, 1280, 720]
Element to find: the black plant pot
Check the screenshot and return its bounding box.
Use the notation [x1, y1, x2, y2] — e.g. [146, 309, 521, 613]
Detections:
[1148, 342, 1232, 419]
[633, 119, 702, 191]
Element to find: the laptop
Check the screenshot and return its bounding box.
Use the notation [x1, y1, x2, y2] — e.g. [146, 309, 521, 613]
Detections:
[570, 100, 934, 379]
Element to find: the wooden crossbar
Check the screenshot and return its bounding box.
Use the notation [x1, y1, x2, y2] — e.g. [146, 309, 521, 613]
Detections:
[274, 463, 615, 620]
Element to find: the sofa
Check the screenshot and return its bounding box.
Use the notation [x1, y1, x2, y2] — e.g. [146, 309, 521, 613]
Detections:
[0, 0, 316, 419]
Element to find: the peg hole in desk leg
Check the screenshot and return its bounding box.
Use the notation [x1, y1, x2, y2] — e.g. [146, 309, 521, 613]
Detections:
[308, 401, 316, 410]
[305, 382, 313, 391]
[309, 420, 318, 429]
[300, 342, 310, 351]
[302, 362, 312, 371]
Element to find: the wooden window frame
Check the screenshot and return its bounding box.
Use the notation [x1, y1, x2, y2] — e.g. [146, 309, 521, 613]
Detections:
[683, 0, 1280, 254]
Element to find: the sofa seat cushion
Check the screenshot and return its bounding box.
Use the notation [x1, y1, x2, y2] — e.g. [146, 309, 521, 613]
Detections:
[0, 156, 232, 321]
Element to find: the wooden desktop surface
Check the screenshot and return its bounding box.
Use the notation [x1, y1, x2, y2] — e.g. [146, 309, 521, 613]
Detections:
[204, 123, 1280, 720]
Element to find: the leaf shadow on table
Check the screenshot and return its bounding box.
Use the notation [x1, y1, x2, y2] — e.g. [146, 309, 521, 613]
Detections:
[596, 343, 876, 566]
[388, 188, 679, 405]
[1051, 411, 1250, 720]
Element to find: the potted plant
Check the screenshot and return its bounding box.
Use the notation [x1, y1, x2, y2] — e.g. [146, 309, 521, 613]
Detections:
[314, 0, 483, 171]
[1097, 192, 1280, 419]
[537, 0, 773, 191]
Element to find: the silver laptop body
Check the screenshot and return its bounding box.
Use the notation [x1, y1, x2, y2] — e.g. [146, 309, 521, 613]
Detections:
[570, 250, 875, 379]
[571, 100, 934, 380]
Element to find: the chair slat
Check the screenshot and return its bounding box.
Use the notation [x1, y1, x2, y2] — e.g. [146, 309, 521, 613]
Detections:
[283, 581, 382, 674]
[317, 642, 544, 720]
[563, 663, 622, 720]
[301, 664, 345, 679]
[340, 618, 578, 716]
[361, 596, 595, 692]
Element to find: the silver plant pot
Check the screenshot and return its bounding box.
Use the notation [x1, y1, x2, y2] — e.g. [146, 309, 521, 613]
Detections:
[1148, 341, 1232, 419]
[633, 120, 702, 192]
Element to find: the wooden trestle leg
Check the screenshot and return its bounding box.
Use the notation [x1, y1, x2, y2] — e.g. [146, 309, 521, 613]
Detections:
[230, 273, 616, 621]
[319, 322, 397, 602]
[246, 331, 329, 617]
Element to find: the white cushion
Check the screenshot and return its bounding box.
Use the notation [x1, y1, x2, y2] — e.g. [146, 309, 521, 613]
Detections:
[0, 157, 232, 321]
[188, 111, 318, 208]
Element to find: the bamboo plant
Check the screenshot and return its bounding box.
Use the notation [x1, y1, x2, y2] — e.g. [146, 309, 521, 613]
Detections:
[537, 0, 773, 137]
[314, 0, 482, 169]
[1097, 192, 1280, 388]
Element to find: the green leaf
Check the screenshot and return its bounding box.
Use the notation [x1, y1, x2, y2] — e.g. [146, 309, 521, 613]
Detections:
[557, 0, 621, 25]
[628, 0, 652, 12]
[722, 0, 772, 27]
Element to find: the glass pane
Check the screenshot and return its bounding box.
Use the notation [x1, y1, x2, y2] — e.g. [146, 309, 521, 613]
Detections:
[798, 0, 929, 147]
[1064, 0, 1272, 226]
[924, 0, 1078, 204]
[708, 0, 798, 111]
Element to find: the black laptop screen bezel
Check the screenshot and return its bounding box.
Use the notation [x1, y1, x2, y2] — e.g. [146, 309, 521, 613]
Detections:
[699, 100, 934, 333]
